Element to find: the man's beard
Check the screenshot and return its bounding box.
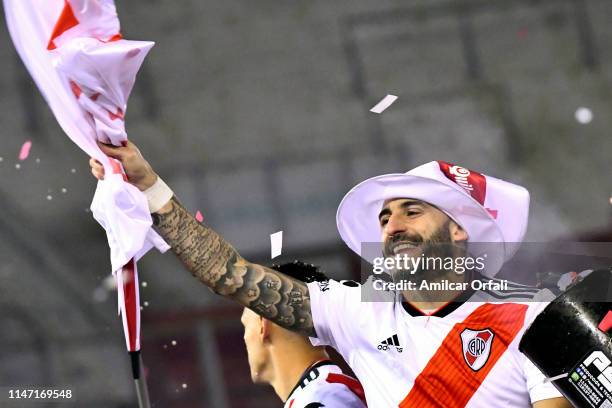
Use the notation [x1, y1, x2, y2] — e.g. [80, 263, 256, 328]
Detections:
[383, 220, 464, 285]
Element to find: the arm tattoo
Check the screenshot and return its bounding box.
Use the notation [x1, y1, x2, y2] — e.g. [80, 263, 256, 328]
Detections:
[152, 197, 315, 336]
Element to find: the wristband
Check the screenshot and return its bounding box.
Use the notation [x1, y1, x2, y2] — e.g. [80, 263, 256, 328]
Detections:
[143, 176, 173, 213]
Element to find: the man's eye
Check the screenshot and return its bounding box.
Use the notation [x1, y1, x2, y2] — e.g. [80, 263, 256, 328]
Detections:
[406, 210, 420, 216]
[380, 218, 389, 226]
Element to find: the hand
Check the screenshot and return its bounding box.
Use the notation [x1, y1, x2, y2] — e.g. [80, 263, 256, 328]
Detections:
[89, 140, 158, 191]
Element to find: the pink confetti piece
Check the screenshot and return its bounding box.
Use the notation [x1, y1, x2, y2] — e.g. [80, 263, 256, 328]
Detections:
[195, 210, 204, 222]
[18, 140, 32, 161]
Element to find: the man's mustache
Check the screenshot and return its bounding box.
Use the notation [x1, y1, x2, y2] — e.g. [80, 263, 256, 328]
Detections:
[383, 232, 424, 257]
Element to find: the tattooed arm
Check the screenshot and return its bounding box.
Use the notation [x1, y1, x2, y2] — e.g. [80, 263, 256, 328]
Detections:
[152, 196, 315, 336]
[89, 141, 314, 336]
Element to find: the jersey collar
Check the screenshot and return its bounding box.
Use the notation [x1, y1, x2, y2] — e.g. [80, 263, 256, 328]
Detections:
[285, 359, 333, 402]
[401, 271, 478, 317]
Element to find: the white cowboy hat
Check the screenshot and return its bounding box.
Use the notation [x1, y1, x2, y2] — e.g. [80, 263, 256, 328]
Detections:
[336, 161, 530, 277]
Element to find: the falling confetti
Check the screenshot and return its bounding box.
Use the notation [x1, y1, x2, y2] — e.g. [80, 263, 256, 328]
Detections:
[18, 140, 32, 161]
[15, 163, 21, 169]
[61, 187, 67, 193]
[0, 157, 4, 162]
[171, 340, 177, 346]
[575, 107, 593, 124]
[35, 158, 40, 163]
[163, 344, 168, 349]
[195, 210, 204, 223]
[102, 275, 117, 290]
[92, 287, 108, 303]
[143, 301, 149, 307]
[46, 195, 53, 200]
[70, 168, 76, 173]
[609, 197, 612, 205]
[270, 231, 283, 259]
[181, 384, 188, 389]
[141, 281, 148, 288]
[370, 94, 398, 114]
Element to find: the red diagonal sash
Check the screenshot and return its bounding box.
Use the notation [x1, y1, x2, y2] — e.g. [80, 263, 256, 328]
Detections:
[399, 303, 528, 408]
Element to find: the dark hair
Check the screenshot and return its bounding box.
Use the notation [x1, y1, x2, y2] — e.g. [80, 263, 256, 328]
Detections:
[270, 261, 330, 283]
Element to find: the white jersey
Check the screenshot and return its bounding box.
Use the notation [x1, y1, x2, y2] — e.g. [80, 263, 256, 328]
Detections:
[308, 278, 563, 407]
[284, 360, 367, 408]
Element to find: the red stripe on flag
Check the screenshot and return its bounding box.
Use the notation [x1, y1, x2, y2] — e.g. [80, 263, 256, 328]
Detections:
[122, 259, 138, 351]
[47, 1, 79, 50]
[399, 303, 528, 408]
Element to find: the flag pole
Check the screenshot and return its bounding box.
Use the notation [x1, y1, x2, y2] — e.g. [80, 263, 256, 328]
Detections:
[130, 350, 151, 408]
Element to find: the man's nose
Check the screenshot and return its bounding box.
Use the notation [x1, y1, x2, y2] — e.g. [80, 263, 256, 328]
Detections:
[384, 214, 407, 237]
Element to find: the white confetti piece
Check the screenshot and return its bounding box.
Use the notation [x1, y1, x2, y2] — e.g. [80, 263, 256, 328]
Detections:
[271, 231, 283, 259]
[61, 187, 67, 193]
[35, 158, 40, 163]
[141, 281, 148, 288]
[70, 168, 76, 173]
[92, 287, 108, 302]
[171, 340, 177, 346]
[15, 163, 21, 169]
[575, 107, 593, 124]
[18, 140, 32, 161]
[181, 384, 188, 389]
[370, 94, 398, 114]
[46, 195, 53, 200]
[143, 301, 149, 307]
[544, 372, 568, 383]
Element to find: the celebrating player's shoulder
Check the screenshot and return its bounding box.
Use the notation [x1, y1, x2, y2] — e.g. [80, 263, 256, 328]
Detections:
[284, 360, 366, 408]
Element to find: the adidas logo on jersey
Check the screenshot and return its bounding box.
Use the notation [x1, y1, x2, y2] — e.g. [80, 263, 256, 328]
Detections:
[378, 334, 403, 352]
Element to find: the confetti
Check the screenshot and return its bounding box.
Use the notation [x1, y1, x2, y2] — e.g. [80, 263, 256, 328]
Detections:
[271, 231, 283, 259]
[143, 301, 149, 307]
[171, 340, 177, 346]
[181, 384, 188, 389]
[70, 168, 76, 173]
[195, 210, 204, 223]
[141, 281, 148, 288]
[163, 344, 168, 349]
[46, 195, 53, 200]
[0, 157, 4, 162]
[370, 94, 398, 114]
[102, 275, 116, 290]
[544, 373, 568, 383]
[61, 187, 67, 193]
[15, 163, 21, 169]
[18, 140, 32, 161]
[92, 287, 108, 303]
[609, 197, 612, 205]
[575, 107, 593, 124]
[35, 158, 40, 163]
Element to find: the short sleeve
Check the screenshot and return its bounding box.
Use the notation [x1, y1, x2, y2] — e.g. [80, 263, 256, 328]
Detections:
[307, 279, 357, 349]
[522, 353, 564, 403]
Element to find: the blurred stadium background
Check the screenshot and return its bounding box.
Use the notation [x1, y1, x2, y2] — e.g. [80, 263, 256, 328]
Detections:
[1, 0, 611, 406]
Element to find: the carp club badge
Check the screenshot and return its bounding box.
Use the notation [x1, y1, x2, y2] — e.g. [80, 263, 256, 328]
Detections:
[461, 328, 494, 371]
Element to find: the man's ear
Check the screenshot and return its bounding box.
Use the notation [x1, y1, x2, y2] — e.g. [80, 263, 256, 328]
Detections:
[260, 317, 272, 343]
[449, 221, 468, 243]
